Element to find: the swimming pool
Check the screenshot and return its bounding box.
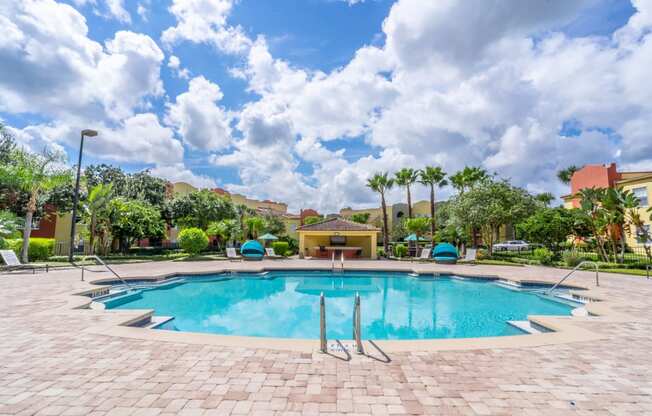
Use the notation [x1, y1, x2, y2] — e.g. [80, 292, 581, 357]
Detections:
[103, 271, 576, 340]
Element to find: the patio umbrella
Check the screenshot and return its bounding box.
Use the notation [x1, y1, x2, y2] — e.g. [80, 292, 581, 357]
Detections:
[259, 233, 278, 241]
[405, 233, 426, 241]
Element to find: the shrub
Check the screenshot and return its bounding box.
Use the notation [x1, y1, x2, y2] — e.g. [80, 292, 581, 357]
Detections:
[533, 247, 554, 266]
[272, 241, 290, 256]
[178, 228, 208, 256]
[394, 244, 407, 258]
[6, 238, 54, 262]
[376, 248, 385, 258]
[562, 250, 584, 267]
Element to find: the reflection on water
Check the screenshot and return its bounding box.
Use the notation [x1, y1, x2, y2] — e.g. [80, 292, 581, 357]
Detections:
[108, 271, 572, 340]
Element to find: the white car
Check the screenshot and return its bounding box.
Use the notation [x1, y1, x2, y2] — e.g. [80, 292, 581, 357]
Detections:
[493, 240, 530, 251]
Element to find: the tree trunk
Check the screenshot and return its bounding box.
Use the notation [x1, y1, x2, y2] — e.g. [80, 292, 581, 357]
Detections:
[407, 185, 413, 219]
[429, 184, 435, 244]
[381, 193, 389, 254]
[21, 210, 33, 264]
[20, 191, 38, 263]
[89, 214, 97, 255]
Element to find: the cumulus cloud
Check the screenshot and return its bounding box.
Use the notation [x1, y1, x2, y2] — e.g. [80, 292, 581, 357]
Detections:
[165, 76, 233, 151]
[167, 55, 190, 79]
[0, 0, 164, 122]
[161, 0, 251, 53]
[149, 163, 217, 188]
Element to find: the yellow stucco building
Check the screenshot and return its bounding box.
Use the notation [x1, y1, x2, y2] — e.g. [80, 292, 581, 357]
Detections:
[298, 218, 380, 259]
[619, 173, 652, 247]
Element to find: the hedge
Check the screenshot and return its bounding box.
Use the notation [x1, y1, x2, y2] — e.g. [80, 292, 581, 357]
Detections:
[272, 241, 290, 256]
[178, 228, 208, 256]
[6, 238, 54, 262]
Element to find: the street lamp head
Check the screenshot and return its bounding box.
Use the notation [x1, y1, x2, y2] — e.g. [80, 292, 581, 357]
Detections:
[81, 129, 98, 137]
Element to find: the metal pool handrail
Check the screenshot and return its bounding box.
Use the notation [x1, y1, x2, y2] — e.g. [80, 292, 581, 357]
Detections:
[320, 292, 327, 353]
[74, 255, 132, 288]
[546, 260, 599, 294]
[352, 292, 363, 354]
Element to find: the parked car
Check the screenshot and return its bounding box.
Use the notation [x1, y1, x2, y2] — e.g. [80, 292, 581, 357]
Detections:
[492, 240, 530, 251]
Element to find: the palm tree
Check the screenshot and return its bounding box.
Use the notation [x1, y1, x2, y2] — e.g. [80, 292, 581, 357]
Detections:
[84, 183, 113, 255]
[395, 168, 419, 218]
[449, 166, 487, 194]
[557, 165, 579, 184]
[577, 187, 610, 262]
[244, 216, 264, 239]
[535, 192, 555, 207]
[367, 172, 394, 254]
[0, 148, 71, 262]
[419, 166, 447, 243]
[602, 187, 640, 263]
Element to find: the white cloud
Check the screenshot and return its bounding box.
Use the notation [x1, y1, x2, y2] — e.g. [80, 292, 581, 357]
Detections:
[167, 55, 190, 79]
[0, 1, 164, 122]
[150, 163, 217, 188]
[105, 0, 130, 23]
[161, 0, 251, 54]
[165, 76, 233, 151]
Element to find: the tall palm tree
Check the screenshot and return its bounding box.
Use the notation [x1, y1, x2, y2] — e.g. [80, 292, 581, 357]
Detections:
[557, 165, 579, 184]
[84, 183, 113, 255]
[395, 168, 419, 218]
[367, 172, 394, 254]
[419, 166, 447, 243]
[449, 166, 487, 194]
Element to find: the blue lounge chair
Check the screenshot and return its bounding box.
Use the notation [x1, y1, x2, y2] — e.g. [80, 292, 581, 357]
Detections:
[241, 240, 264, 261]
[433, 243, 459, 264]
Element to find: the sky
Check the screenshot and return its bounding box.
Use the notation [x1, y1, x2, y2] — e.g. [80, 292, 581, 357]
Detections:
[1, 0, 650, 214]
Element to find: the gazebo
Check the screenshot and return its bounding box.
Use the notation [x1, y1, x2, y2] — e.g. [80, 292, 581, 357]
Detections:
[297, 218, 380, 259]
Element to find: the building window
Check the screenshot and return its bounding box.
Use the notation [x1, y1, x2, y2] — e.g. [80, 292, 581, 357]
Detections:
[633, 186, 648, 206]
[637, 225, 651, 244]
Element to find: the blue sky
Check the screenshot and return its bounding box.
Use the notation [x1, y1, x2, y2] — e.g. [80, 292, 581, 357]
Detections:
[1, 0, 650, 212]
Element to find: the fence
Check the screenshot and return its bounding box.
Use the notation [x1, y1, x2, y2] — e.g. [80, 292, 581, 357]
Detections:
[492, 245, 651, 266]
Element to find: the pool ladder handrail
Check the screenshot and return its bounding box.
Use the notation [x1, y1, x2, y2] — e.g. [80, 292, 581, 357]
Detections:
[331, 251, 345, 271]
[546, 260, 599, 295]
[352, 292, 363, 354]
[320, 292, 327, 352]
[74, 255, 132, 289]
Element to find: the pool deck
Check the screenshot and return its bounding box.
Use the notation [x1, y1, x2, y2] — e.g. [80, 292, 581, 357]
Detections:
[1, 259, 652, 415]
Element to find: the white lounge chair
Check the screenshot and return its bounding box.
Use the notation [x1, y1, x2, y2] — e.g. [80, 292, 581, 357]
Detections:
[226, 247, 242, 261]
[0, 250, 38, 274]
[463, 248, 477, 262]
[265, 248, 283, 259]
[414, 247, 433, 262]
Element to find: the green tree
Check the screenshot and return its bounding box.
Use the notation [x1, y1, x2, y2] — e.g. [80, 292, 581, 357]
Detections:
[244, 216, 264, 239]
[557, 165, 579, 184]
[109, 198, 165, 253]
[450, 178, 536, 255]
[449, 166, 488, 194]
[263, 214, 286, 236]
[602, 187, 640, 262]
[577, 187, 610, 262]
[84, 164, 128, 196]
[0, 148, 71, 262]
[535, 192, 555, 207]
[207, 219, 238, 249]
[395, 168, 419, 218]
[125, 170, 167, 208]
[0, 123, 16, 164]
[516, 207, 575, 250]
[0, 210, 19, 249]
[303, 215, 323, 225]
[172, 190, 236, 230]
[419, 166, 447, 243]
[405, 217, 431, 241]
[83, 184, 113, 255]
[178, 227, 209, 256]
[350, 213, 370, 224]
[367, 172, 394, 253]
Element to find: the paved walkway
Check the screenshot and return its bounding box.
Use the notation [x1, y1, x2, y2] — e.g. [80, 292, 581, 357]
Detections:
[1, 260, 651, 415]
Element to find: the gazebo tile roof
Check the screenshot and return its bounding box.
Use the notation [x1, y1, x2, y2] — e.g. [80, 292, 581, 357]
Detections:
[297, 217, 380, 232]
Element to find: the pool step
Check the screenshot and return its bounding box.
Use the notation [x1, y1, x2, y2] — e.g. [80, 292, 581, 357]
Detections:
[507, 320, 543, 334]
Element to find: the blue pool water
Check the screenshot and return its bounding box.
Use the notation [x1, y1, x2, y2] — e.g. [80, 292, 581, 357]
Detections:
[105, 271, 574, 340]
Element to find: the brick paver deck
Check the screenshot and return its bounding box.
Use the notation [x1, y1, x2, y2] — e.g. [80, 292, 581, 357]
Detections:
[1, 260, 651, 415]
